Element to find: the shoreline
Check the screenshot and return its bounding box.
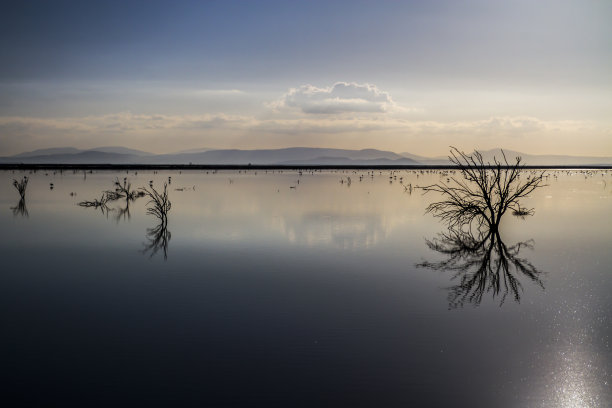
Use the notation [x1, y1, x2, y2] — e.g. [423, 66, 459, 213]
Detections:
[1, 163, 611, 171]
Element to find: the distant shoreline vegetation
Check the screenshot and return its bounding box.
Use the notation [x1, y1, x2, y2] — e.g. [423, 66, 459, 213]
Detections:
[1, 164, 611, 171]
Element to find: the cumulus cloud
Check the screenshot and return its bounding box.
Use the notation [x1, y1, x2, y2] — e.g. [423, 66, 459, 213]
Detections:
[273, 82, 397, 114]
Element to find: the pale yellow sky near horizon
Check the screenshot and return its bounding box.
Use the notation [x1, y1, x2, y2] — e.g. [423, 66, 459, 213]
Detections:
[1, 81, 610, 157]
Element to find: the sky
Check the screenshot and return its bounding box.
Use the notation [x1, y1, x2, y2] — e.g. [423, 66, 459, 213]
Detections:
[0, 0, 611, 156]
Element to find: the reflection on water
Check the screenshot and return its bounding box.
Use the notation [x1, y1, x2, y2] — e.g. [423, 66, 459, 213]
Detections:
[281, 212, 386, 249]
[142, 220, 171, 259]
[0, 169, 610, 407]
[11, 197, 28, 217]
[418, 229, 544, 308]
[113, 198, 132, 223]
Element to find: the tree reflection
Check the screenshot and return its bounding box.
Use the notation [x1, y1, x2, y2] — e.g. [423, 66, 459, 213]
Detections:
[142, 221, 171, 260]
[113, 199, 132, 223]
[11, 197, 29, 218]
[418, 229, 544, 308]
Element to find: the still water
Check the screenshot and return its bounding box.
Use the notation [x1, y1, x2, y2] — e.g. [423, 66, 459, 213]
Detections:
[1, 169, 611, 407]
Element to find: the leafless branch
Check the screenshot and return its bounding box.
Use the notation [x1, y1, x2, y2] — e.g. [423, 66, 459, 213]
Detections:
[420, 147, 546, 233]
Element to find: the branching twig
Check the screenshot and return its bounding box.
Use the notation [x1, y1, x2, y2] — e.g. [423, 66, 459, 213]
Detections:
[420, 147, 546, 233]
[13, 176, 28, 199]
[140, 183, 172, 259]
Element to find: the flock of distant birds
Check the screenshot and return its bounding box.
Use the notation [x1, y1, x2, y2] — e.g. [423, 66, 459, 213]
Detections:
[10, 167, 610, 199]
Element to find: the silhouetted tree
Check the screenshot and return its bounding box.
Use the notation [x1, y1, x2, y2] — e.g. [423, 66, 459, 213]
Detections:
[420, 147, 546, 234]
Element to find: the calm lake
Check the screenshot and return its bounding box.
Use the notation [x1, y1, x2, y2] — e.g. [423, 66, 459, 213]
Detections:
[1, 168, 611, 407]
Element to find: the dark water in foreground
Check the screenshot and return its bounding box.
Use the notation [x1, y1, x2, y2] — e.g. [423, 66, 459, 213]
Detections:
[1, 169, 611, 407]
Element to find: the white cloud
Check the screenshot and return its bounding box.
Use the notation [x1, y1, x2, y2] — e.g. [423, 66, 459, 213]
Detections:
[0, 113, 594, 139]
[272, 82, 398, 114]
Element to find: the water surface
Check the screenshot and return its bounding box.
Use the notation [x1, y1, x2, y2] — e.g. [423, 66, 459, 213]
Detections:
[1, 169, 611, 407]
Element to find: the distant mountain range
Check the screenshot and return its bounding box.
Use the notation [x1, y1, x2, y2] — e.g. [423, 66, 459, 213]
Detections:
[1, 146, 611, 166]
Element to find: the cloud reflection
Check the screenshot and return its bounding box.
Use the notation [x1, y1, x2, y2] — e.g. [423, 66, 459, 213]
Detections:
[281, 212, 387, 250]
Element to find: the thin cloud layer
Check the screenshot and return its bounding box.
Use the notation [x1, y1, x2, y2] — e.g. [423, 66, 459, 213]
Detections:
[1, 112, 605, 156]
[274, 82, 396, 114]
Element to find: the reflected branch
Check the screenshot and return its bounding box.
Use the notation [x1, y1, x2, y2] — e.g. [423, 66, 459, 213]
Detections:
[142, 222, 171, 260]
[418, 230, 544, 308]
[113, 198, 133, 223]
[11, 197, 29, 218]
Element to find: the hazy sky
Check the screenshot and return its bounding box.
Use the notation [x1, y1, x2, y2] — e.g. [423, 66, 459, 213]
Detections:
[1, 0, 610, 156]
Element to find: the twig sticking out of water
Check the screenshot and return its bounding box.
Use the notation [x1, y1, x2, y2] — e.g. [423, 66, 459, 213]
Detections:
[140, 183, 171, 227]
[13, 176, 28, 199]
[109, 177, 144, 201]
[140, 183, 172, 259]
[78, 193, 111, 213]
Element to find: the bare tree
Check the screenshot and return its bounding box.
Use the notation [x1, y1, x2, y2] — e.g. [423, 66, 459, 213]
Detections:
[420, 147, 546, 234]
[140, 183, 171, 229]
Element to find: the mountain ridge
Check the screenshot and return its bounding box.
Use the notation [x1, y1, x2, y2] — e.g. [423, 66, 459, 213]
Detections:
[1, 146, 611, 166]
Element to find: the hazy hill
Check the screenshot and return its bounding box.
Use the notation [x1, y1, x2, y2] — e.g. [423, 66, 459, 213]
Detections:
[1, 146, 611, 166]
[11, 146, 152, 160]
[144, 148, 407, 165]
[13, 147, 83, 158]
[403, 148, 612, 166]
[275, 156, 418, 165]
[88, 146, 153, 156]
[2, 151, 141, 164]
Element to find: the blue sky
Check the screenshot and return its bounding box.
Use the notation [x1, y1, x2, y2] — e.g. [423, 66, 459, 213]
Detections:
[1, 0, 610, 155]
